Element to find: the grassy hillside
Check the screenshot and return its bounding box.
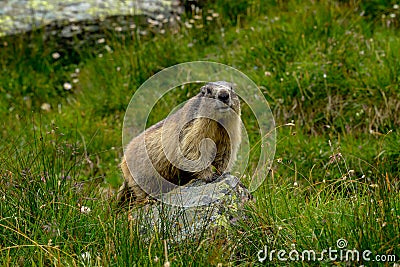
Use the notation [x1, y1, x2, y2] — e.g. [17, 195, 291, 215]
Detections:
[0, 0, 399, 265]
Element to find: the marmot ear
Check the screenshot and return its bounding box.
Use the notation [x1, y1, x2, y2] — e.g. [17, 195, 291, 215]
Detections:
[200, 85, 212, 95]
[200, 86, 207, 95]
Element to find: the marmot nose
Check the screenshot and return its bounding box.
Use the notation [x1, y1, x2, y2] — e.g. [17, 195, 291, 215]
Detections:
[218, 91, 230, 103]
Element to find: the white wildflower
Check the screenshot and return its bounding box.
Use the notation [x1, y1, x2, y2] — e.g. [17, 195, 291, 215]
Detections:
[184, 22, 193, 28]
[156, 14, 165, 20]
[105, 45, 113, 53]
[52, 52, 60, 59]
[81, 251, 91, 260]
[80, 206, 91, 214]
[63, 83, 72, 90]
[41, 103, 51, 111]
[147, 18, 159, 26]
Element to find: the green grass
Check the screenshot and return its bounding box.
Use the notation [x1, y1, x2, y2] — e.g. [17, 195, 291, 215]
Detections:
[1, 0, 399, 266]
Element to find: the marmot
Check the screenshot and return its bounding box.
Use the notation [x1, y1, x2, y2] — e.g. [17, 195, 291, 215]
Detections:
[117, 81, 242, 205]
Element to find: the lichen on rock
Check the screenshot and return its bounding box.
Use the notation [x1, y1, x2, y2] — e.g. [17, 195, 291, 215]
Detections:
[127, 173, 252, 242]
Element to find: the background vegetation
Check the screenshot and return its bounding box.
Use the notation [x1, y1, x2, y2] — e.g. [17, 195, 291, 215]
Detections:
[0, 0, 399, 265]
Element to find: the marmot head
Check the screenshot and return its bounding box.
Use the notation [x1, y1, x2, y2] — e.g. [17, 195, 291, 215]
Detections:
[199, 81, 241, 115]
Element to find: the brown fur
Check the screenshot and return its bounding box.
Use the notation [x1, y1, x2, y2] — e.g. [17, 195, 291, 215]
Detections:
[117, 81, 241, 205]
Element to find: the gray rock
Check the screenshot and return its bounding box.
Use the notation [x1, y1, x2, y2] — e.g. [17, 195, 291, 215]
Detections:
[129, 174, 252, 242]
[0, 0, 181, 37]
